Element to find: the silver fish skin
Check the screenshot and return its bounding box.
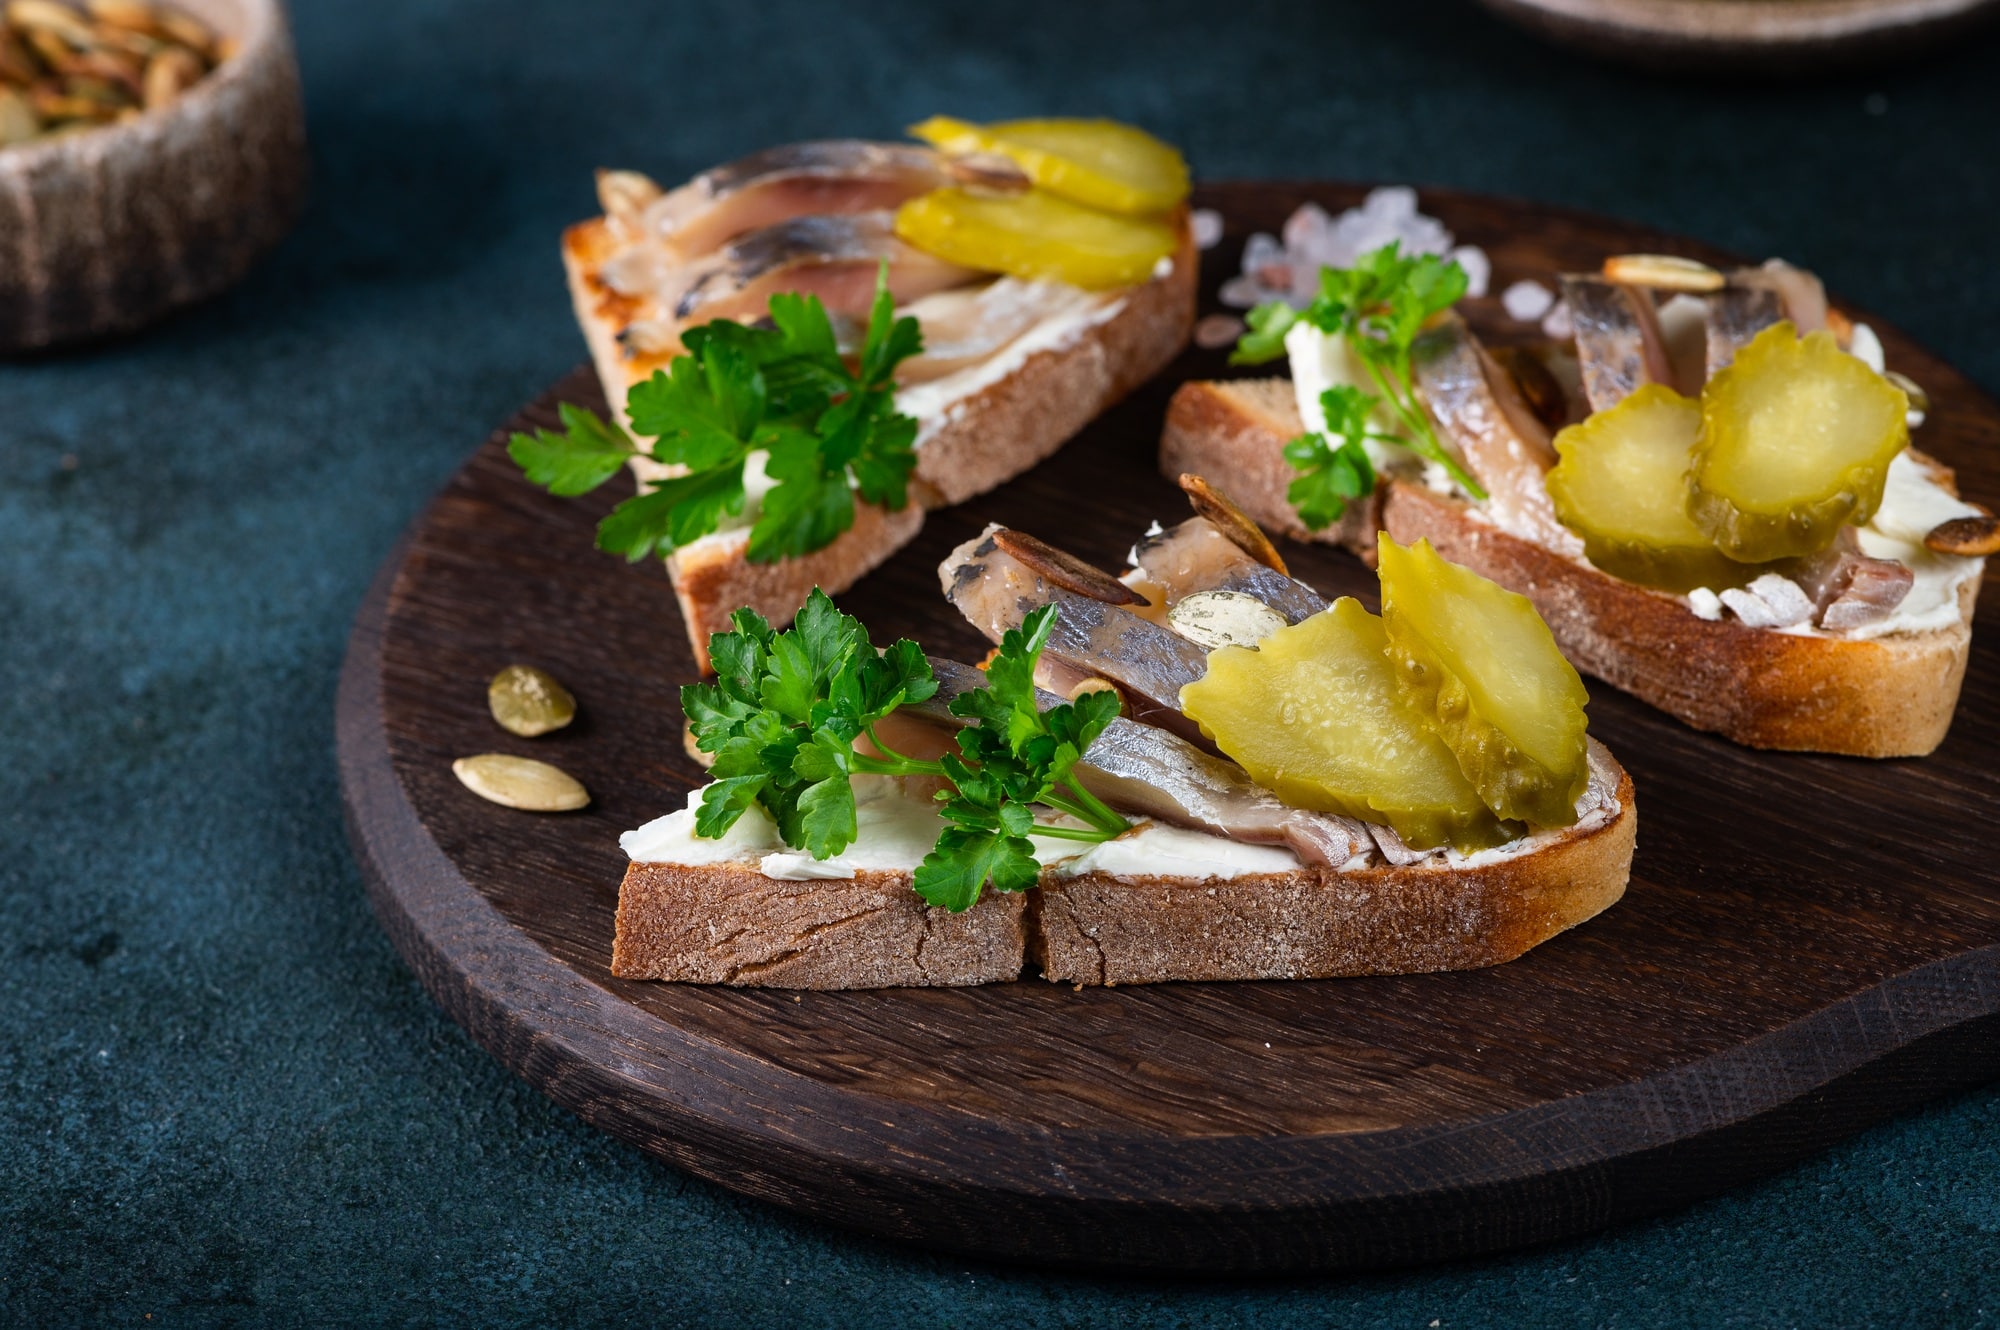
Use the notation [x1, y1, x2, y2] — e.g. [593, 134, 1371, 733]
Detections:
[940, 527, 1215, 746]
[1130, 518, 1327, 624]
[669, 211, 981, 325]
[907, 659, 1373, 868]
[646, 141, 949, 259]
[1561, 275, 1678, 410]
[1702, 285, 1784, 379]
[1411, 315, 1584, 558]
[1733, 259, 1828, 335]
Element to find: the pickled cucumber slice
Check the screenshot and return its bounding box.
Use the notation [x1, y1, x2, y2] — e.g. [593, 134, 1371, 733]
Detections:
[1545, 384, 1762, 593]
[1378, 536, 1589, 828]
[894, 186, 1179, 290]
[910, 115, 1189, 216]
[1179, 598, 1513, 852]
[1688, 321, 1910, 562]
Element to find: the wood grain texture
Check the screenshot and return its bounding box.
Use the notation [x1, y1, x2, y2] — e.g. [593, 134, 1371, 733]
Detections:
[0, 0, 306, 351]
[338, 183, 2000, 1273]
[1473, 0, 2000, 73]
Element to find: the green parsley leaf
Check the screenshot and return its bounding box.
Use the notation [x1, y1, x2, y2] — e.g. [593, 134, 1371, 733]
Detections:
[682, 592, 1129, 914]
[679, 589, 935, 854]
[506, 402, 637, 497]
[1229, 299, 1302, 366]
[512, 266, 926, 568]
[1230, 242, 1485, 501]
[1281, 385, 1382, 531]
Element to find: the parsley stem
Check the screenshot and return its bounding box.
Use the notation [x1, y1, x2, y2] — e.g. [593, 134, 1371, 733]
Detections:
[851, 736, 944, 780]
[1366, 360, 1486, 500]
[1061, 777, 1130, 836]
[1026, 822, 1121, 843]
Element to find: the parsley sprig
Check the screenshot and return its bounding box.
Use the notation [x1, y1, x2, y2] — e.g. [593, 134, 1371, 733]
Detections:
[682, 590, 1129, 912]
[1281, 386, 1382, 530]
[1231, 242, 1486, 503]
[508, 267, 922, 566]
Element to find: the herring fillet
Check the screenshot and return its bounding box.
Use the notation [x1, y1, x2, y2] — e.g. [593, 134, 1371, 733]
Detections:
[646, 140, 949, 258]
[1561, 275, 1677, 411]
[1702, 285, 1784, 379]
[912, 659, 1373, 868]
[669, 211, 981, 325]
[941, 527, 1215, 745]
[1129, 518, 1327, 623]
[1412, 314, 1584, 558]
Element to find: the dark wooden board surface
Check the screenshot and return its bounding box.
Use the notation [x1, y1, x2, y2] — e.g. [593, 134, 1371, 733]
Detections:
[337, 182, 2000, 1274]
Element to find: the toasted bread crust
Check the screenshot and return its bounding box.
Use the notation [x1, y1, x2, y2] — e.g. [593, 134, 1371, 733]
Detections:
[611, 862, 1028, 988]
[612, 755, 1633, 989]
[665, 503, 928, 672]
[1161, 377, 1979, 756]
[561, 217, 1196, 665]
[1035, 759, 1635, 985]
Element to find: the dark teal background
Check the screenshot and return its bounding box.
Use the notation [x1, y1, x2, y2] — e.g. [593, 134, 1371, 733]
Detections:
[4, 0, 1998, 1323]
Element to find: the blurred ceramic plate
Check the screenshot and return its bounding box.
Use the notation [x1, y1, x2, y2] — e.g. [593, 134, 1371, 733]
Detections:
[1474, 0, 2000, 72]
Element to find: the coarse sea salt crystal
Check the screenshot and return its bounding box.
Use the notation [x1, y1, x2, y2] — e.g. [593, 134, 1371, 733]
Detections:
[1450, 245, 1491, 298]
[1191, 209, 1224, 250]
[1502, 279, 1554, 322]
[1541, 298, 1575, 340]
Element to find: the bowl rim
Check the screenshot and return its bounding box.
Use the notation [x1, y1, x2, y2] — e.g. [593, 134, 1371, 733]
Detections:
[0, 0, 288, 166]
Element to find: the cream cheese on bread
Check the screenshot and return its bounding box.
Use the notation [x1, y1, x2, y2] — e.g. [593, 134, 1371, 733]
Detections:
[623, 753, 1624, 884]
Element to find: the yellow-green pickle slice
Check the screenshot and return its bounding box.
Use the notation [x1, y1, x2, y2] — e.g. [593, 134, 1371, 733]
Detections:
[893, 186, 1179, 290]
[909, 116, 1190, 216]
[1378, 536, 1590, 828]
[1545, 384, 1764, 593]
[1688, 321, 1909, 562]
[1179, 598, 1513, 853]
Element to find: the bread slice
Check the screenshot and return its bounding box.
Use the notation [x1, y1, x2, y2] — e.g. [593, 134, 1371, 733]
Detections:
[611, 746, 1634, 988]
[1035, 748, 1635, 985]
[612, 863, 1028, 988]
[1161, 377, 1980, 757]
[563, 218, 1197, 668]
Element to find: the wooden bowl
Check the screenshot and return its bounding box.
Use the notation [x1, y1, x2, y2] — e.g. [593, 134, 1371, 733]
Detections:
[1474, 0, 2000, 74]
[0, 0, 306, 352]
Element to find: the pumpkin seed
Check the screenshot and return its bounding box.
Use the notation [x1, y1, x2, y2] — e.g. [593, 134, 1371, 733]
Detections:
[2, 0, 215, 144]
[1601, 253, 1726, 293]
[140, 42, 196, 106]
[452, 754, 590, 812]
[1923, 515, 2000, 557]
[0, 85, 37, 142]
[487, 663, 577, 737]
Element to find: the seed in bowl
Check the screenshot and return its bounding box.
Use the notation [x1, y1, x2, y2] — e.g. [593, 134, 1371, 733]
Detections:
[0, 0, 220, 145]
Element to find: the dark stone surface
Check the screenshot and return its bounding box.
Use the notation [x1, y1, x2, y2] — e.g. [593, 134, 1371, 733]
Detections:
[2, 0, 1995, 1322]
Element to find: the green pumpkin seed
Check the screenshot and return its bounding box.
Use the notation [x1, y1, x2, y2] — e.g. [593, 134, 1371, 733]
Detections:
[487, 663, 577, 737]
[452, 754, 589, 812]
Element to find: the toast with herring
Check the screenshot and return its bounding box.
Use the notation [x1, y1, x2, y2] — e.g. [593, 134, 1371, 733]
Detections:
[1163, 249, 1992, 757]
[611, 490, 1637, 989]
[552, 126, 1199, 669]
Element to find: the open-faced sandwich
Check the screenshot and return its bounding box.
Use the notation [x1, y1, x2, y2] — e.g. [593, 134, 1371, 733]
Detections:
[610, 483, 1636, 989]
[509, 116, 1198, 668]
[1162, 218, 1995, 756]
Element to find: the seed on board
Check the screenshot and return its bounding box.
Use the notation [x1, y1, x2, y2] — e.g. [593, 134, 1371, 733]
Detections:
[488, 663, 578, 737]
[452, 754, 590, 812]
[1601, 253, 1726, 293]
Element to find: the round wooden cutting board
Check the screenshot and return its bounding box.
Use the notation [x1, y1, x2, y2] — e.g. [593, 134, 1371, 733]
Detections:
[337, 183, 2000, 1274]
